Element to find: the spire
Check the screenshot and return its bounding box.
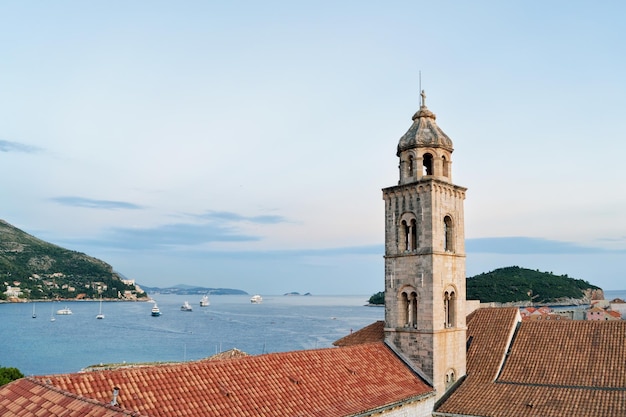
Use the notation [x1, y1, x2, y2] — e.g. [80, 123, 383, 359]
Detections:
[397, 91, 453, 156]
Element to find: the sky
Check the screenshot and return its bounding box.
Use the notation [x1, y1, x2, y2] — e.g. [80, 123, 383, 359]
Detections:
[1, 1, 625, 295]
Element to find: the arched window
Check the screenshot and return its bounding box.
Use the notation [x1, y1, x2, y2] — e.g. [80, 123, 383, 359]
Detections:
[445, 369, 456, 389]
[444, 290, 456, 328]
[399, 214, 418, 252]
[444, 216, 454, 252]
[408, 291, 417, 328]
[442, 155, 449, 178]
[400, 292, 409, 326]
[400, 288, 418, 328]
[423, 153, 433, 176]
[400, 220, 409, 251]
[408, 155, 414, 178]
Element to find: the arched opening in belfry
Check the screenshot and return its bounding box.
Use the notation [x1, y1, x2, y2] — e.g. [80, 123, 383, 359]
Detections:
[423, 153, 434, 176]
[400, 220, 409, 251]
[400, 288, 418, 328]
[400, 292, 409, 326]
[399, 214, 418, 251]
[444, 215, 454, 252]
[408, 155, 415, 178]
[442, 155, 449, 178]
[444, 290, 456, 328]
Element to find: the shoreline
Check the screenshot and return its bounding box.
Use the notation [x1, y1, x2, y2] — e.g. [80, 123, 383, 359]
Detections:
[0, 298, 149, 304]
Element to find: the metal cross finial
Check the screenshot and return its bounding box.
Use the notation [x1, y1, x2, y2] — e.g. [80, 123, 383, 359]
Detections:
[420, 90, 426, 107]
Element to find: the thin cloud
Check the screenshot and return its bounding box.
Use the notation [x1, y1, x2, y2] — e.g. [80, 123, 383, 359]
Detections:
[59, 222, 261, 251]
[50, 209, 290, 251]
[198, 210, 288, 224]
[51, 196, 144, 210]
[466, 237, 624, 255]
[0, 140, 42, 153]
[113, 222, 260, 248]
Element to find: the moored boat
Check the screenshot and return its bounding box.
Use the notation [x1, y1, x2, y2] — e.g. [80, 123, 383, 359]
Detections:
[96, 298, 105, 319]
[250, 295, 262, 304]
[151, 304, 161, 316]
[200, 295, 210, 307]
[181, 301, 193, 312]
[56, 307, 73, 315]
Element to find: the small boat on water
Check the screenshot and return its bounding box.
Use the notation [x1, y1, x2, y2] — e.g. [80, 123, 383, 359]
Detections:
[32, 303, 37, 319]
[200, 295, 210, 307]
[250, 295, 263, 304]
[96, 298, 105, 319]
[181, 301, 193, 312]
[56, 307, 73, 315]
[151, 304, 161, 317]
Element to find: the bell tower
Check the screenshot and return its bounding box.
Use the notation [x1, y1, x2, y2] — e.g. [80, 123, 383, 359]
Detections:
[382, 91, 467, 399]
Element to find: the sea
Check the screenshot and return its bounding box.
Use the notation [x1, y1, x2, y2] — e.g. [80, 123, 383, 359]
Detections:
[0, 294, 384, 377]
[3, 290, 625, 377]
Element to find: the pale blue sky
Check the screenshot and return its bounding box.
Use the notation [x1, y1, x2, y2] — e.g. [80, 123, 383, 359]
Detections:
[2, 1, 625, 294]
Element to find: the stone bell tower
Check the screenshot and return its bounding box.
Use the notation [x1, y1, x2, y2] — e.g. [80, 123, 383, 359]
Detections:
[382, 91, 467, 399]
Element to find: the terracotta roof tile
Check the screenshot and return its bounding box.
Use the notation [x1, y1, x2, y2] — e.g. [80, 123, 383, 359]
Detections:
[465, 307, 520, 382]
[332, 320, 384, 346]
[33, 343, 432, 417]
[436, 310, 626, 417]
[0, 378, 145, 416]
[499, 320, 626, 387]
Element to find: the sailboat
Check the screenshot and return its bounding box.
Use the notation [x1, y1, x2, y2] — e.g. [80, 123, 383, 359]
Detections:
[50, 305, 56, 322]
[96, 298, 105, 319]
[32, 302, 37, 318]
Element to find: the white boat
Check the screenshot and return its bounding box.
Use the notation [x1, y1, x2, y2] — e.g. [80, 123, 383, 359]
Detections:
[181, 301, 193, 312]
[250, 295, 263, 304]
[151, 304, 161, 316]
[56, 307, 73, 315]
[32, 303, 37, 319]
[96, 298, 105, 319]
[200, 295, 210, 307]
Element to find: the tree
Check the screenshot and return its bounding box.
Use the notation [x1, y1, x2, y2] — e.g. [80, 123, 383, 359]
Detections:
[0, 366, 24, 386]
[368, 291, 384, 305]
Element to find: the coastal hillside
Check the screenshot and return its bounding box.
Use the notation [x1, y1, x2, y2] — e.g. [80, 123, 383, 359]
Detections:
[0, 219, 145, 301]
[140, 284, 247, 295]
[467, 266, 603, 304]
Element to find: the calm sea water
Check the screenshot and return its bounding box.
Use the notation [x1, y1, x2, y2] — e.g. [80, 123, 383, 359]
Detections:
[4, 290, 625, 377]
[0, 294, 383, 376]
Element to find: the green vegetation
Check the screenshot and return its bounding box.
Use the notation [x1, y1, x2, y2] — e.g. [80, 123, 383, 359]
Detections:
[0, 219, 146, 301]
[0, 365, 23, 386]
[368, 266, 601, 305]
[368, 291, 384, 305]
[466, 266, 600, 303]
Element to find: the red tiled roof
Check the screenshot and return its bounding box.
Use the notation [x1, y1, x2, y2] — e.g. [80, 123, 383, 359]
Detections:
[500, 321, 626, 387]
[332, 320, 384, 346]
[437, 310, 626, 417]
[0, 378, 145, 416]
[465, 307, 520, 382]
[608, 310, 621, 318]
[33, 343, 432, 417]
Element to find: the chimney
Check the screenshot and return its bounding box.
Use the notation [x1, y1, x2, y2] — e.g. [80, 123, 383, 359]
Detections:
[111, 387, 120, 406]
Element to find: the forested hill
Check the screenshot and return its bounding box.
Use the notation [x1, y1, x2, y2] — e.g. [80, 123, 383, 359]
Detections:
[367, 266, 603, 305]
[0, 219, 145, 301]
[467, 266, 602, 304]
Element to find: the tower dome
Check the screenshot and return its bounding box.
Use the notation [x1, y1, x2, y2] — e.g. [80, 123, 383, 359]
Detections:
[397, 91, 453, 156]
